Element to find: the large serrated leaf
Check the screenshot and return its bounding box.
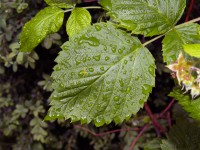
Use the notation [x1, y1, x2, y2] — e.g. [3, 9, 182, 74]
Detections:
[46, 22, 155, 126]
[19, 6, 64, 52]
[99, 0, 185, 36]
[162, 23, 200, 64]
[161, 119, 200, 150]
[44, 0, 76, 8]
[169, 88, 200, 120]
[66, 8, 91, 38]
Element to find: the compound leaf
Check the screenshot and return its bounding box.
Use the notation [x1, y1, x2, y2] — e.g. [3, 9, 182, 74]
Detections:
[183, 44, 200, 58]
[162, 23, 200, 64]
[169, 88, 200, 120]
[44, 0, 77, 8]
[46, 22, 155, 127]
[99, 0, 185, 36]
[19, 6, 64, 52]
[66, 8, 91, 38]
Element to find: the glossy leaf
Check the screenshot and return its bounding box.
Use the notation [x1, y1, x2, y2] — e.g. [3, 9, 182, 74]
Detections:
[46, 22, 155, 126]
[99, 0, 185, 36]
[183, 44, 200, 58]
[169, 88, 200, 120]
[44, 0, 76, 8]
[66, 8, 91, 38]
[162, 23, 200, 64]
[19, 6, 64, 52]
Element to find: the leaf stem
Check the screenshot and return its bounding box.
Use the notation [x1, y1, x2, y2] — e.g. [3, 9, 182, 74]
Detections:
[143, 17, 200, 47]
[64, 6, 102, 13]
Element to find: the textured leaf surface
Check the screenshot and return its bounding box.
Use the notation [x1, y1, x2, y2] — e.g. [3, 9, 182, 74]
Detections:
[183, 44, 200, 58]
[169, 88, 200, 120]
[99, 0, 185, 36]
[161, 120, 200, 150]
[66, 8, 91, 38]
[46, 22, 155, 126]
[44, 0, 76, 8]
[19, 6, 64, 52]
[162, 23, 200, 64]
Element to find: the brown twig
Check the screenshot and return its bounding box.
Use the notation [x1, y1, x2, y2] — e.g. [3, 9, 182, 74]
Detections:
[74, 125, 140, 137]
[185, 0, 195, 22]
[158, 99, 175, 118]
[167, 111, 172, 128]
[144, 103, 166, 134]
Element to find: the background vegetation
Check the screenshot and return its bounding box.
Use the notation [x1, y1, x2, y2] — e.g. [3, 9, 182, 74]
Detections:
[0, 0, 200, 149]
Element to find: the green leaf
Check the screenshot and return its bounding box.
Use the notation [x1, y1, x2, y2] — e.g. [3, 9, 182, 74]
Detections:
[162, 23, 200, 64]
[66, 8, 91, 38]
[19, 6, 64, 52]
[183, 44, 200, 58]
[44, 0, 76, 8]
[161, 119, 200, 150]
[169, 88, 200, 120]
[99, 0, 185, 36]
[46, 22, 155, 127]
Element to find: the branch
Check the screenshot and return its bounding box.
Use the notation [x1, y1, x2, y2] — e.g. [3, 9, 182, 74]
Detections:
[185, 0, 195, 22]
[144, 103, 166, 135]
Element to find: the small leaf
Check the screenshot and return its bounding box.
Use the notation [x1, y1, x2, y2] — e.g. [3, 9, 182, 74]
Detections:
[169, 88, 200, 120]
[183, 44, 200, 58]
[66, 8, 91, 38]
[162, 23, 200, 64]
[99, 0, 186, 36]
[16, 52, 24, 64]
[19, 6, 64, 52]
[46, 22, 155, 126]
[44, 0, 76, 8]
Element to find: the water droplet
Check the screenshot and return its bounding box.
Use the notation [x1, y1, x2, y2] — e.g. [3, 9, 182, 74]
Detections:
[112, 47, 116, 53]
[114, 96, 120, 101]
[89, 68, 94, 72]
[105, 56, 110, 61]
[71, 72, 75, 75]
[135, 76, 139, 81]
[123, 71, 127, 74]
[54, 66, 61, 71]
[83, 58, 86, 62]
[104, 24, 107, 27]
[76, 60, 81, 65]
[78, 36, 100, 47]
[104, 46, 107, 51]
[126, 39, 131, 43]
[95, 25, 101, 31]
[74, 37, 78, 42]
[124, 60, 128, 64]
[139, 99, 144, 105]
[93, 55, 101, 61]
[148, 66, 155, 76]
[126, 86, 131, 93]
[118, 49, 123, 54]
[87, 57, 91, 61]
[100, 67, 105, 71]
[119, 79, 124, 87]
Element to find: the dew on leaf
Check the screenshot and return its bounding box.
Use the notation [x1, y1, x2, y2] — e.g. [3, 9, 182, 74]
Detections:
[148, 65, 155, 75]
[126, 86, 131, 93]
[93, 55, 101, 61]
[139, 99, 144, 105]
[87, 57, 91, 61]
[124, 60, 128, 64]
[54, 66, 61, 71]
[76, 60, 81, 65]
[112, 47, 116, 53]
[118, 49, 123, 54]
[100, 67, 105, 71]
[95, 25, 101, 31]
[89, 68, 94, 72]
[71, 72, 75, 75]
[126, 39, 131, 43]
[105, 56, 110, 61]
[78, 36, 100, 47]
[104, 46, 107, 51]
[119, 79, 124, 87]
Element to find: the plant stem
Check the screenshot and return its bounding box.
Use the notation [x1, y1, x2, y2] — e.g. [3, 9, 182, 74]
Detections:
[185, 0, 195, 22]
[143, 17, 200, 47]
[64, 6, 102, 13]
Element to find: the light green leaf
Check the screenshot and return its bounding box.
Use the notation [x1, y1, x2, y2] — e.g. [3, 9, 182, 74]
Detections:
[19, 6, 64, 52]
[46, 22, 155, 127]
[183, 44, 200, 58]
[169, 88, 200, 120]
[66, 8, 91, 38]
[161, 119, 200, 150]
[162, 23, 200, 64]
[99, 0, 186, 36]
[44, 0, 76, 8]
